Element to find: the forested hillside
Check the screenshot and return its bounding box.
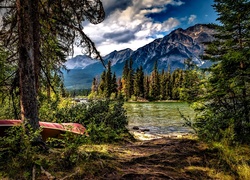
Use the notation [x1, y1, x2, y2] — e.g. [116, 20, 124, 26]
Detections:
[89, 59, 201, 101]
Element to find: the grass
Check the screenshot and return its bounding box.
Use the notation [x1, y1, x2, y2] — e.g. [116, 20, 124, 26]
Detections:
[212, 142, 250, 180]
[1, 134, 250, 179]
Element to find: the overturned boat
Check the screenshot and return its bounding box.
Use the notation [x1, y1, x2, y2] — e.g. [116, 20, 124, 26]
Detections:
[0, 120, 87, 141]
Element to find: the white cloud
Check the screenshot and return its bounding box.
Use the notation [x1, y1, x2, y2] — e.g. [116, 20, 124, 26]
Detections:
[78, 0, 183, 56]
[188, 15, 197, 24]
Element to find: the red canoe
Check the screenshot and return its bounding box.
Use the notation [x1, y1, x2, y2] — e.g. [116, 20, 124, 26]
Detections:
[0, 120, 87, 141]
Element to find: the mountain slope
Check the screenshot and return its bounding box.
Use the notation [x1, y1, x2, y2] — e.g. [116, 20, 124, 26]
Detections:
[64, 24, 215, 89]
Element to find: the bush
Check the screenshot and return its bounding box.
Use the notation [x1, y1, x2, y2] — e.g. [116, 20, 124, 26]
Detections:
[41, 99, 130, 143]
[0, 126, 42, 179]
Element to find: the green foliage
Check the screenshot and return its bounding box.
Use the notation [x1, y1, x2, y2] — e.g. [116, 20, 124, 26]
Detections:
[91, 59, 202, 101]
[46, 132, 88, 169]
[40, 99, 130, 143]
[191, 0, 250, 144]
[0, 126, 42, 179]
[212, 142, 250, 179]
[0, 124, 93, 179]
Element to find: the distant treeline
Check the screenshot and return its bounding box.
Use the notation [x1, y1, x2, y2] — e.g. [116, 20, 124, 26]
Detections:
[89, 59, 203, 101]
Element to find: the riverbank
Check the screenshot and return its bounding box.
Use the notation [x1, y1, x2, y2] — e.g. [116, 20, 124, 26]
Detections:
[1, 135, 245, 179]
[57, 136, 234, 179]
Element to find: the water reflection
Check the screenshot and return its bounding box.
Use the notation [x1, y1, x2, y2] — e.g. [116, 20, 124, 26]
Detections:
[124, 102, 195, 136]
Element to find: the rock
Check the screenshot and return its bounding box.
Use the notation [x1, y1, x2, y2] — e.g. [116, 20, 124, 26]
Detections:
[132, 126, 140, 130]
[141, 128, 150, 132]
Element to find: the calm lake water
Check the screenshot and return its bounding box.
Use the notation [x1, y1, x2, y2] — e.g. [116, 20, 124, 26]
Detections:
[124, 102, 195, 137]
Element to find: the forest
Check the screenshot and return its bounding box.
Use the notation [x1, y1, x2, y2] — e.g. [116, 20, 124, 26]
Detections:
[0, 0, 250, 179]
[89, 59, 202, 101]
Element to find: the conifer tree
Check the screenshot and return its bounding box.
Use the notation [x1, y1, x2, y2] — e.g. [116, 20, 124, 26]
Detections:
[91, 77, 98, 94]
[98, 70, 106, 95]
[128, 59, 134, 97]
[160, 69, 167, 100]
[0, 0, 105, 135]
[111, 72, 118, 96]
[134, 66, 144, 98]
[122, 60, 129, 79]
[117, 77, 123, 100]
[166, 68, 172, 100]
[144, 76, 150, 99]
[122, 59, 134, 99]
[150, 60, 160, 99]
[194, 0, 250, 143]
[104, 61, 112, 97]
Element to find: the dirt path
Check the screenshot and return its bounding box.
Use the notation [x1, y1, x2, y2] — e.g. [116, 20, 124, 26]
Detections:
[36, 136, 234, 179]
[100, 137, 231, 180]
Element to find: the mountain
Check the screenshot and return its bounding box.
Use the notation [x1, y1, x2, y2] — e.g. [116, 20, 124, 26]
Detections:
[103, 48, 134, 65]
[128, 24, 214, 72]
[64, 24, 215, 89]
[64, 55, 97, 69]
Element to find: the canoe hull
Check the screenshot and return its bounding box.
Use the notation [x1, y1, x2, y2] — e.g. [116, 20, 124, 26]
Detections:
[0, 120, 86, 141]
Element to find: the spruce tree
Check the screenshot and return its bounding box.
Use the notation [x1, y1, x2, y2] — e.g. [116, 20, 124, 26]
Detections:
[111, 72, 118, 97]
[160, 70, 167, 100]
[134, 66, 144, 98]
[91, 77, 98, 94]
[194, 0, 250, 143]
[150, 60, 160, 99]
[0, 0, 105, 136]
[144, 76, 150, 99]
[98, 70, 106, 95]
[105, 61, 112, 97]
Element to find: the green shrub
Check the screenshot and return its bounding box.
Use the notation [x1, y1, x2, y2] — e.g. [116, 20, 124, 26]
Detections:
[41, 99, 130, 143]
[0, 126, 42, 179]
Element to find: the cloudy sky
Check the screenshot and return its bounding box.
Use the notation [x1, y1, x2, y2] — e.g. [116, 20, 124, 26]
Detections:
[76, 0, 218, 56]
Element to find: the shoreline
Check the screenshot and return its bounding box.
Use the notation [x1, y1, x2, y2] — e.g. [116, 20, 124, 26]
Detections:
[129, 130, 195, 141]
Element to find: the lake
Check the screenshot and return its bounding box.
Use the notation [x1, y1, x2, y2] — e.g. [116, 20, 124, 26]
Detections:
[124, 102, 195, 139]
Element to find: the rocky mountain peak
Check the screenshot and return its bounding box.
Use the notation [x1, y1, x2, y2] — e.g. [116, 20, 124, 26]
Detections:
[64, 24, 215, 89]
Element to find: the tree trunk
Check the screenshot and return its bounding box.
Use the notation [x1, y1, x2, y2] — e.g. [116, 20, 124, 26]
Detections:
[16, 0, 40, 131]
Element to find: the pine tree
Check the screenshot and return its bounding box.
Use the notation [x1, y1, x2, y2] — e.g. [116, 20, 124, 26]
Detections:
[128, 59, 134, 98]
[144, 76, 150, 99]
[181, 69, 201, 101]
[122, 59, 134, 99]
[160, 69, 167, 100]
[117, 77, 124, 100]
[134, 66, 144, 98]
[166, 68, 171, 100]
[111, 72, 118, 97]
[194, 0, 250, 143]
[104, 61, 112, 97]
[149, 60, 160, 99]
[98, 70, 106, 95]
[91, 77, 98, 93]
[0, 0, 105, 135]
[122, 60, 129, 79]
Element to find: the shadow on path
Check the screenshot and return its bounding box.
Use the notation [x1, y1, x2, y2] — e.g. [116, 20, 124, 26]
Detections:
[105, 138, 227, 180]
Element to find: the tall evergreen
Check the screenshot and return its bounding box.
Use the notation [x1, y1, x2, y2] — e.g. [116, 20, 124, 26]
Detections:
[134, 66, 144, 98]
[111, 72, 118, 96]
[144, 76, 150, 99]
[160, 70, 167, 100]
[122, 60, 129, 79]
[194, 0, 250, 143]
[91, 77, 98, 93]
[98, 70, 106, 95]
[150, 60, 160, 99]
[128, 59, 134, 97]
[181, 69, 201, 101]
[0, 0, 105, 134]
[123, 59, 134, 99]
[166, 68, 172, 100]
[104, 61, 112, 97]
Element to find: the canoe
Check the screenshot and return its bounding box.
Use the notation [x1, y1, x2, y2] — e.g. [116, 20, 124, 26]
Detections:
[0, 120, 87, 141]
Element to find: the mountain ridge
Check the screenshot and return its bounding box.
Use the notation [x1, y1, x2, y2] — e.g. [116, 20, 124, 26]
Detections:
[64, 24, 215, 89]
